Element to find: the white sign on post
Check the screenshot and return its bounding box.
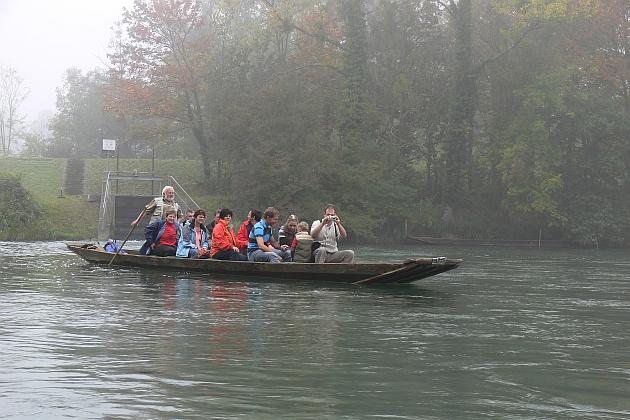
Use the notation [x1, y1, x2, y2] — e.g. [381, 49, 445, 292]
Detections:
[102, 139, 117, 151]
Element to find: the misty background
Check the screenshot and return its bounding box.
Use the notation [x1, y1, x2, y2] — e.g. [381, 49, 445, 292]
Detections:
[0, 0, 628, 244]
[0, 0, 133, 120]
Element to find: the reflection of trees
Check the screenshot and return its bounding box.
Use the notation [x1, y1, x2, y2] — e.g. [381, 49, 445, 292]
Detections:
[29, 264, 457, 416]
[155, 278, 346, 367]
[158, 277, 252, 365]
[155, 278, 453, 370]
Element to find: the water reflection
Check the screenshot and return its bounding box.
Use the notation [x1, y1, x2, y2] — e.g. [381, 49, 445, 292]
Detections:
[2, 242, 630, 418]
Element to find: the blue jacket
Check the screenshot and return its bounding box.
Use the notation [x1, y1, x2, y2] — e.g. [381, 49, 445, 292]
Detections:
[140, 220, 182, 255]
[248, 219, 273, 252]
[176, 221, 209, 257]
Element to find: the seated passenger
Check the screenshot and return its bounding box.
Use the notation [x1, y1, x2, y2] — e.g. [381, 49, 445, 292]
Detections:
[310, 204, 354, 263]
[211, 208, 248, 261]
[207, 208, 221, 239]
[236, 209, 261, 254]
[291, 221, 314, 263]
[179, 209, 194, 225]
[176, 209, 210, 258]
[247, 207, 291, 263]
[142, 208, 181, 257]
[278, 214, 299, 247]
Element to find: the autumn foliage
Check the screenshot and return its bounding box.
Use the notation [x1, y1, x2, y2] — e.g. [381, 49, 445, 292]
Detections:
[48, 0, 630, 244]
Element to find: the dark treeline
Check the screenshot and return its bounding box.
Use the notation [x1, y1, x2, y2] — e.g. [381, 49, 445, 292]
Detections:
[28, 0, 630, 244]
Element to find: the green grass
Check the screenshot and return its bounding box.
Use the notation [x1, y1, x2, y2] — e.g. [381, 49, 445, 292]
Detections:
[0, 157, 64, 198]
[1, 157, 98, 240]
[0, 156, 221, 240]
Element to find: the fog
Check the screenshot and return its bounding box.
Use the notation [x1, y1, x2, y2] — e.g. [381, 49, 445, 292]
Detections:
[1, 0, 627, 246]
[0, 0, 134, 122]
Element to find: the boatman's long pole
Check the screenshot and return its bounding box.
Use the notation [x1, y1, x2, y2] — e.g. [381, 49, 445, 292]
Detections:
[109, 208, 145, 266]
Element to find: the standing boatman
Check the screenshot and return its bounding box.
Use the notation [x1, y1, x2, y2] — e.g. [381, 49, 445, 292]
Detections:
[131, 185, 182, 226]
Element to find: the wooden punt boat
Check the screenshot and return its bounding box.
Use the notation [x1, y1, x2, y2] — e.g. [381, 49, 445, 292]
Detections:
[67, 244, 462, 285]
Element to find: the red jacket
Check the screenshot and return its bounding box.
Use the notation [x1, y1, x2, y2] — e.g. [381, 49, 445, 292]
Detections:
[211, 220, 239, 256]
[235, 219, 251, 251]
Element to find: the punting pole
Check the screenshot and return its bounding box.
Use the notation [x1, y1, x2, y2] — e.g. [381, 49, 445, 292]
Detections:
[109, 208, 145, 266]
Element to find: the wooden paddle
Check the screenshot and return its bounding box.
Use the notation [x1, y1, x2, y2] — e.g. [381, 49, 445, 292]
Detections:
[108, 208, 146, 266]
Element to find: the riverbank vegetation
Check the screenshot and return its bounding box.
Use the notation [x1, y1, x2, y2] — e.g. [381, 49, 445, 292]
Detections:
[0, 159, 98, 240]
[0, 157, 224, 240]
[0, 172, 44, 240]
[14, 0, 630, 245]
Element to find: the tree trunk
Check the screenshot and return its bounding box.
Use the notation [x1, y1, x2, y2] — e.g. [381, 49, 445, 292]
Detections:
[0, 117, 6, 155]
[190, 123, 213, 188]
[338, 0, 369, 152]
[443, 0, 477, 208]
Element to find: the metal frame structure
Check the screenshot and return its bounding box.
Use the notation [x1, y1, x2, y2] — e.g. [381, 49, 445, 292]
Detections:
[98, 171, 199, 241]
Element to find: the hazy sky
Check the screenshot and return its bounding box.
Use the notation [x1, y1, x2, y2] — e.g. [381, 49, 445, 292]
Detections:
[0, 0, 134, 122]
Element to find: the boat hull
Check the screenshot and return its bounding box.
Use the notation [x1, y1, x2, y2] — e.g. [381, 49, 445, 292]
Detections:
[66, 244, 462, 285]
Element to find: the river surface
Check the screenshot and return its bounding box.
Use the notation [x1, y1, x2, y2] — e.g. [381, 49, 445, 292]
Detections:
[1, 241, 629, 419]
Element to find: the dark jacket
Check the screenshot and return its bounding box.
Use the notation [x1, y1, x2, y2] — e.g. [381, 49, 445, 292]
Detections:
[278, 225, 296, 247]
[139, 219, 182, 255]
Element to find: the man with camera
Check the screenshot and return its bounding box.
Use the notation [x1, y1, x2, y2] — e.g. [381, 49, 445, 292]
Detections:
[310, 204, 354, 263]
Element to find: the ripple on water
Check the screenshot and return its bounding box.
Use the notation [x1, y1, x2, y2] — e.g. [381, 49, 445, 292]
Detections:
[1, 242, 630, 418]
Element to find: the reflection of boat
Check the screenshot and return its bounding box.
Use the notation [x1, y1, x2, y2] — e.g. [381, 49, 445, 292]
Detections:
[67, 244, 462, 285]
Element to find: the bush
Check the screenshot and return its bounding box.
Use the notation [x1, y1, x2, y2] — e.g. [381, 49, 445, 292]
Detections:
[0, 172, 45, 240]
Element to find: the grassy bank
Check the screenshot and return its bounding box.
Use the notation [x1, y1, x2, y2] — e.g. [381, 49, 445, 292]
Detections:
[0, 157, 98, 240]
[0, 157, 223, 241]
[1, 156, 385, 242]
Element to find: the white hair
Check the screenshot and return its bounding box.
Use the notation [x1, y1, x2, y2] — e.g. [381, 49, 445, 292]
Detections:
[162, 186, 174, 195]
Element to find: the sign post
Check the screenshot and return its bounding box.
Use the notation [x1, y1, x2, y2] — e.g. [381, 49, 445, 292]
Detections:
[102, 139, 117, 156]
[102, 138, 117, 177]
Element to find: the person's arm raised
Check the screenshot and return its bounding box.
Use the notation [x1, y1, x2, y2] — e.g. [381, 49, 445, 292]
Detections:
[131, 201, 155, 226]
[310, 219, 325, 238]
[335, 217, 347, 239]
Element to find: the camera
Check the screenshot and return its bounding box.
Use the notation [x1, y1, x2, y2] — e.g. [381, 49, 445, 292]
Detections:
[331, 216, 339, 222]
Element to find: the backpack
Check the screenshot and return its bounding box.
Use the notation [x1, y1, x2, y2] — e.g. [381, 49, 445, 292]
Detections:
[104, 240, 125, 254]
[309, 241, 321, 263]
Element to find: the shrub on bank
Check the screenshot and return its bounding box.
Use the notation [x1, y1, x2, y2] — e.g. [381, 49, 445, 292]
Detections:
[0, 172, 45, 240]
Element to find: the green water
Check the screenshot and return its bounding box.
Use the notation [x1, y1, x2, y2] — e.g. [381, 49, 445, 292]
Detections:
[1, 242, 629, 418]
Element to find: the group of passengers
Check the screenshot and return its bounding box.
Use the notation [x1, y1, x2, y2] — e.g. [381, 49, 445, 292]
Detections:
[130, 186, 354, 264]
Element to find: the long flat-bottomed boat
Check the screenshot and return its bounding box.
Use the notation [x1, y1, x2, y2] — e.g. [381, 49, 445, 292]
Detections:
[67, 243, 462, 285]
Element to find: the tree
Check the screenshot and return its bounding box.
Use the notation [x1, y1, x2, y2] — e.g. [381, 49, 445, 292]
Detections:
[337, 0, 370, 152]
[0, 172, 43, 240]
[438, 0, 578, 208]
[368, 0, 450, 197]
[21, 111, 53, 157]
[42, 0, 630, 242]
[438, 0, 476, 207]
[51, 69, 125, 157]
[107, 0, 216, 182]
[570, 0, 629, 113]
[499, 66, 630, 241]
[0, 66, 28, 156]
